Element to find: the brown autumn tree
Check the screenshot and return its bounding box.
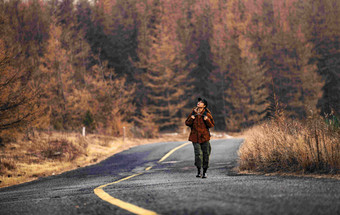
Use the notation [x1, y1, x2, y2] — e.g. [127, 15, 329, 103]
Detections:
[83, 62, 136, 135]
[0, 0, 335, 136]
[0, 40, 42, 139]
[2, 0, 49, 71]
[246, 0, 322, 120]
[56, 0, 91, 87]
[0, 0, 48, 139]
[37, 18, 71, 130]
[136, 0, 188, 132]
[209, 0, 269, 131]
[133, 0, 163, 117]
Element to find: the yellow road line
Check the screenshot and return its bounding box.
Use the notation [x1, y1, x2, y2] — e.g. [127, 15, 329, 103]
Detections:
[158, 142, 190, 163]
[94, 142, 190, 215]
[94, 188, 157, 215]
[94, 173, 157, 215]
[145, 166, 153, 171]
[96, 173, 142, 189]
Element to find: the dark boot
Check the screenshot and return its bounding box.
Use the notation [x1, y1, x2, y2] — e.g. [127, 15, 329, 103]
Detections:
[196, 167, 202, 178]
[202, 168, 207, 178]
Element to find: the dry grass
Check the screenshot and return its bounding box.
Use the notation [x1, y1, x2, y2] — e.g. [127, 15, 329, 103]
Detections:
[0, 131, 192, 188]
[0, 129, 231, 188]
[239, 113, 340, 178]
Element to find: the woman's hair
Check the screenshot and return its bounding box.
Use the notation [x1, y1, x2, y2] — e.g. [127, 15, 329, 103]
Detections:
[198, 97, 208, 107]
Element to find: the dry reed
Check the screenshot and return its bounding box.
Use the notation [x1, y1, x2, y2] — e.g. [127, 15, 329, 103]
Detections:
[239, 113, 340, 175]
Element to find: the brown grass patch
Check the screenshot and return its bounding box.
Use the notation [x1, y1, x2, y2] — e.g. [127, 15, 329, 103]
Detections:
[239, 113, 340, 177]
[0, 131, 195, 188]
[0, 128, 231, 188]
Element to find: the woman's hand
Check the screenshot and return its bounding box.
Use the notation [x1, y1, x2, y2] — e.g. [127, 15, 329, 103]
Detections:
[204, 116, 208, 120]
[191, 115, 195, 119]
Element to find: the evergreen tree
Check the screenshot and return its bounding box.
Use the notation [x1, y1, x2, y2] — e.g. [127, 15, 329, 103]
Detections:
[0, 0, 335, 136]
[136, 0, 188, 131]
[247, 0, 322, 120]
[187, 3, 215, 111]
[302, 0, 340, 118]
[210, 0, 269, 131]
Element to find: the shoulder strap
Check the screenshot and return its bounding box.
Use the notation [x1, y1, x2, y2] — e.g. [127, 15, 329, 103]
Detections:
[202, 110, 211, 136]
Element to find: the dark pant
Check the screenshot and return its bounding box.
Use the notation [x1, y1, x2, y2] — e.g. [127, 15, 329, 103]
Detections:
[192, 141, 211, 169]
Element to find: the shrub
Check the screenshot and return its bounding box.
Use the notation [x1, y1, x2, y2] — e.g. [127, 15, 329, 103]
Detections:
[0, 158, 17, 175]
[83, 110, 95, 132]
[40, 138, 87, 161]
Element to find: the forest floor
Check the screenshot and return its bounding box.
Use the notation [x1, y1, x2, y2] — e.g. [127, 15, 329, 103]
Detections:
[0, 131, 233, 188]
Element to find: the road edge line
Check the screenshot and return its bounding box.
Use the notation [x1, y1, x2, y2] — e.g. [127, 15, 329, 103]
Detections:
[94, 142, 190, 215]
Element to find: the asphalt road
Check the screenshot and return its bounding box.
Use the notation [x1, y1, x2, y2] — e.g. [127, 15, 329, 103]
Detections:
[0, 139, 339, 215]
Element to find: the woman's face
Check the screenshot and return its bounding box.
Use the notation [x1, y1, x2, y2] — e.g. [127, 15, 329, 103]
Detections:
[197, 101, 206, 108]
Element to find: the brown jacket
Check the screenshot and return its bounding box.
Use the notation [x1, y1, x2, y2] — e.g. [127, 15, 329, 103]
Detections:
[185, 108, 215, 143]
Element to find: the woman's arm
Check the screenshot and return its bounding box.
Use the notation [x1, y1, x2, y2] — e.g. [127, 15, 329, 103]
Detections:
[185, 111, 195, 127]
[204, 113, 215, 128]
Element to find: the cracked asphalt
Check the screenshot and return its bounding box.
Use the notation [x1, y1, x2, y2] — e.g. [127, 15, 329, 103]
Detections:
[0, 139, 339, 215]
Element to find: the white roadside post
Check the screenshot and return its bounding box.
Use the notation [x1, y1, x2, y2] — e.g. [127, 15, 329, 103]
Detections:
[82, 127, 86, 137]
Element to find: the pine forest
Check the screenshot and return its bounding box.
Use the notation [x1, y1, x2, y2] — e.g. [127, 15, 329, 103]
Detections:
[0, 0, 339, 139]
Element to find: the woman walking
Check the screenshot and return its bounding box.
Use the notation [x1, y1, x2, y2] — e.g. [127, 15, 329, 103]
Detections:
[185, 98, 215, 178]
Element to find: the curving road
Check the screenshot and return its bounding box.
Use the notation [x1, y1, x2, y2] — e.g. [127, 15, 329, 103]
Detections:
[0, 139, 339, 215]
